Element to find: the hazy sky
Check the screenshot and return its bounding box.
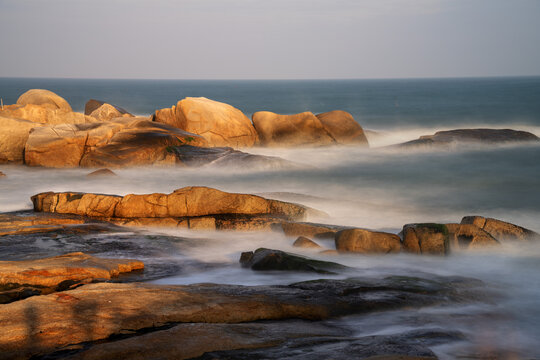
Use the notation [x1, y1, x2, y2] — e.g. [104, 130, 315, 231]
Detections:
[1, 0, 539, 79]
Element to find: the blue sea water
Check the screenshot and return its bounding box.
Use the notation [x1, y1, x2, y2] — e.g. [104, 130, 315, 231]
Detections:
[1, 77, 540, 130]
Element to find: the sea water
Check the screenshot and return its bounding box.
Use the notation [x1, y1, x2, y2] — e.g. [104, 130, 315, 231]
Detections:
[1, 77, 539, 358]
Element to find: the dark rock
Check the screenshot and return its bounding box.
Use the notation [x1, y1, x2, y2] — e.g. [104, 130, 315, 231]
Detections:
[293, 236, 322, 249]
[84, 99, 132, 116]
[397, 128, 539, 148]
[86, 168, 117, 177]
[240, 248, 347, 274]
[402, 223, 450, 255]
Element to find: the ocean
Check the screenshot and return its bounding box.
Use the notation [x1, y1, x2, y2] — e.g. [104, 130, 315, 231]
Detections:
[1, 77, 540, 358]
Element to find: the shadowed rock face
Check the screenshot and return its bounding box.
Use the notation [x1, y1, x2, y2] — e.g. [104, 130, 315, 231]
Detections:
[84, 99, 132, 117]
[153, 97, 259, 148]
[0, 275, 483, 359]
[31, 186, 311, 222]
[240, 248, 347, 274]
[335, 228, 401, 254]
[396, 128, 539, 148]
[461, 216, 539, 242]
[252, 110, 369, 147]
[402, 224, 450, 256]
[293, 236, 322, 249]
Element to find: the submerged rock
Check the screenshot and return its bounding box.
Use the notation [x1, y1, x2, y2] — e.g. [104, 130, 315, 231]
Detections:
[86, 168, 117, 177]
[461, 216, 539, 242]
[402, 223, 450, 255]
[240, 248, 347, 274]
[335, 228, 401, 254]
[153, 97, 258, 147]
[397, 128, 539, 148]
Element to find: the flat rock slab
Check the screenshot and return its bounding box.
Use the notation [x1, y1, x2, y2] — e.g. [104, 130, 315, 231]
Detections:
[0, 276, 484, 359]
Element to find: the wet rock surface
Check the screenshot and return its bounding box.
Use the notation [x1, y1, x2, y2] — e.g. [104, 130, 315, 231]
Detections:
[240, 248, 347, 274]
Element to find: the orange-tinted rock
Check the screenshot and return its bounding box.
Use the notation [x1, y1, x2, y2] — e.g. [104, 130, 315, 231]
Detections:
[335, 228, 401, 254]
[86, 168, 117, 177]
[461, 216, 539, 242]
[0, 252, 143, 288]
[16, 89, 72, 112]
[279, 221, 339, 239]
[445, 223, 500, 250]
[0, 115, 40, 164]
[401, 224, 450, 255]
[252, 111, 335, 147]
[84, 99, 132, 116]
[89, 103, 133, 122]
[153, 97, 258, 147]
[293, 236, 322, 249]
[32, 186, 310, 222]
[0, 171, 5, 177]
[316, 110, 369, 146]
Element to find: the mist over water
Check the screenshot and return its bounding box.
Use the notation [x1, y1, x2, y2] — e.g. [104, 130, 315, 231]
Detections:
[1, 77, 540, 358]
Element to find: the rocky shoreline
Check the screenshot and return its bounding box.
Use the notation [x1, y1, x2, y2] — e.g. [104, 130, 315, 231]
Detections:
[1, 88, 539, 359]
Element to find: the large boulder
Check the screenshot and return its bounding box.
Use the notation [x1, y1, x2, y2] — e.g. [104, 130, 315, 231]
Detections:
[0, 89, 96, 125]
[461, 216, 539, 242]
[445, 223, 500, 250]
[240, 248, 347, 274]
[0, 116, 40, 163]
[153, 97, 258, 147]
[316, 110, 369, 145]
[335, 228, 401, 254]
[397, 129, 539, 148]
[252, 110, 368, 147]
[88, 103, 134, 122]
[401, 223, 450, 255]
[16, 89, 72, 111]
[31, 186, 310, 221]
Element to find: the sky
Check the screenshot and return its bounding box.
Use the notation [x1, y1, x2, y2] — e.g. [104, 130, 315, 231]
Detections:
[0, 0, 539, 79]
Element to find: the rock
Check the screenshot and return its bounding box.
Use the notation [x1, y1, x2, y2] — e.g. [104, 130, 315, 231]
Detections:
[31, 186, 310, 222]
[16, 89, 72, 111]
[252, 110, 368, 147]
[278, 221, 342, 239]
[0, 252, 143, 288]
[0, 171, 5, 177]
[23, 118, 208, 168]
[0, 275, 483, 359]
[153, 97, 258, 147]
[316, 110, 369, 146]
[63, 321, 347, 360]
[319, 249, 339, 255]
[0, 104, 96, 125]
[84, 99, 132, 116]
[397, 128, 539, 148]
[401, 223, 450, 255]
[89, 103, 134, 122]
[293, 236, 322, 249]
[240, 248, 346, 274]
[461, 216, 539, 242]
[445, 223, 500, 250]
[252, 111, 335, 147]
[86, 168, 117, 177]
[171, 144, 298, 169]
[0, 115, 40, 163]
[335, 228, 401, 254]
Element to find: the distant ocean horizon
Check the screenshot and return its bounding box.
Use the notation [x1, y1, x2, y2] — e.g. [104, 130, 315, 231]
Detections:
[2, 76, 540, 131]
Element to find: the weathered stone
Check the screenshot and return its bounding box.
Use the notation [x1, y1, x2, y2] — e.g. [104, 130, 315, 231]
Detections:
[153, 97, 258, 147]
[279, 221, 341, 239]
[397, 128, 539, 148]
[32, 187, 310, 222]
[86, 168, 117, 177]
[84, 99, 132, 116]
[0, 104, 96, 125]
[0, 276, 483, 359]
[293, 236, 322, 249]
[0, 115, 40, 163]
[446, 223, 500, 250]
[0, 252, 143, 288]
[335, 228, 401, 254]
[240, 248, 346, 274]
[316, 110, 369, 146]
[89, 103, 134, 122]
[0, 171, 5, 177]
[252, 111, 335, 147]
[402, 223, 450, 255]
[461, 216, 539, 242]
[16, 89, 72, 112]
